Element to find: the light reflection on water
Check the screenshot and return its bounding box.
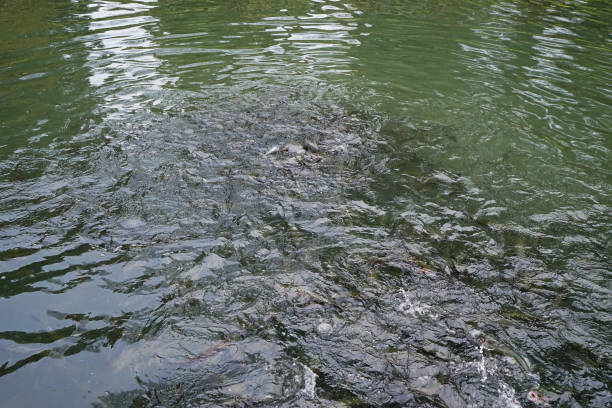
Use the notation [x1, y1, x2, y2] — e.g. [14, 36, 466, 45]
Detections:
[79, 0, 175, 115]
[0, 0, 610, 407]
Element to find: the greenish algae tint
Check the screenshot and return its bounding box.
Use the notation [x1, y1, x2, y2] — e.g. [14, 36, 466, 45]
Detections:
[0, 0, 610, 406]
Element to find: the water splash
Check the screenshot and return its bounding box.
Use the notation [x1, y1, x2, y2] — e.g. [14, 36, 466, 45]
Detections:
[398, 288, 432, 317]
[302, 364, 318, 399]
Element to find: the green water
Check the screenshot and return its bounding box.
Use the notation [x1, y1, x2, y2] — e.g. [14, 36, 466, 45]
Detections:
[0, 1, 610, 407]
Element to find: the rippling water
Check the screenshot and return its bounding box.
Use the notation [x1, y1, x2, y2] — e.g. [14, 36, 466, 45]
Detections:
[0, 0, 611, 407]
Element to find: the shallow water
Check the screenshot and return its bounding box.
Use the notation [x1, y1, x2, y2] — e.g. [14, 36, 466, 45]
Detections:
[0, 0, 611, 407]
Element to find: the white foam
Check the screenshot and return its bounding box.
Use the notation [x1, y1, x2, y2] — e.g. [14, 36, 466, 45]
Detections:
[497, 382, 522, 408]
[302, 364, 317, 398]
[477, 344, 488, 381]
[398, 289, 431, 316]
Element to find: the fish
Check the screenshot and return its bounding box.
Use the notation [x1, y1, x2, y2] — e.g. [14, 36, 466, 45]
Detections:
[183, 339, 230, 364]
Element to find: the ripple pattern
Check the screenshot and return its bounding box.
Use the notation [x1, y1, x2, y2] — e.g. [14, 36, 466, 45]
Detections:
[0, 1, 610, 407]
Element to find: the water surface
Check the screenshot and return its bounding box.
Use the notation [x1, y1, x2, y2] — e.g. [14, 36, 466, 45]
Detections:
[0, 0, 611, 406]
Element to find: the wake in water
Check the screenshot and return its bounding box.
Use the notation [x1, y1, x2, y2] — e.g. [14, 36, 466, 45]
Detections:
[2, 89, 610, 407]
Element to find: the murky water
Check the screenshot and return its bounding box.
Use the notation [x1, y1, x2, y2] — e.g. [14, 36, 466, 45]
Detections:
[1, 0, 611, 406]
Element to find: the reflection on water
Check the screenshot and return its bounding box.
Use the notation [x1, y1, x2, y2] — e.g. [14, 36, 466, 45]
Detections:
[79, 0, 176, 116]
[83, 2, 165, 83]
[153, 0, 365, 88]
[0, 0, 611, 407]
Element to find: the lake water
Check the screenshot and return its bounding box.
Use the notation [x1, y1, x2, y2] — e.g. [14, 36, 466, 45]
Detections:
[0, 0, 610, 406]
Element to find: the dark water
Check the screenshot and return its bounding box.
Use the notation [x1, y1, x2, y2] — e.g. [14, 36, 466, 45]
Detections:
[1, 0, 611, 406]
